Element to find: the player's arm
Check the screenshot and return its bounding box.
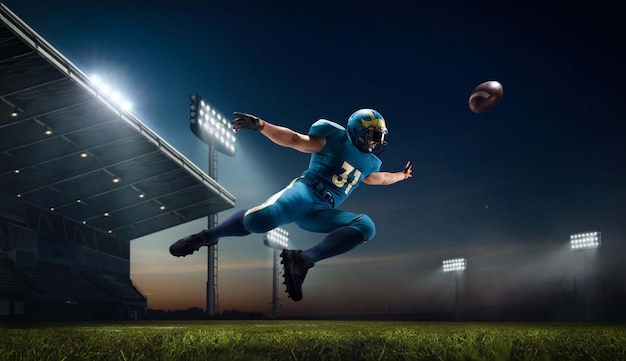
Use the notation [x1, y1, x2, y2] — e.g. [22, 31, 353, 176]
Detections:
[260, 122, 326, 153]
[232, 112, 325, 153]
[363, 161, 412, 185]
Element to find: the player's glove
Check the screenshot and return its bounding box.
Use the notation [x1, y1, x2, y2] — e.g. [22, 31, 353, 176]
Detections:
[232, 112, 265, 132]
[403, 161, 413, 179]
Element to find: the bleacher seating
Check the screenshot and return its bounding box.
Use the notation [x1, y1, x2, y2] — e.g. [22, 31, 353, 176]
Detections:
[86, 274, 146, 302]
[20, 264, 112, 302]
[0, 259, 29, 296]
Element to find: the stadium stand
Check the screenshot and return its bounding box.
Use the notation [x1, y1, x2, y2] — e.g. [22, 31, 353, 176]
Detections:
[21, 263, 112, 302]
[0, 3, 235, 320]
[0, 258, 28, 319]
[85, 274, 145, 302]
[0, 258, 29, 295]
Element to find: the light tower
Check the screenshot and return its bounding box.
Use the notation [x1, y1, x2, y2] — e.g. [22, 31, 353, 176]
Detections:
[189, 94, 237, 317]
[570, 231, 601, 321]
[263, 227, 289, 319]
[443, 258, 466, 321]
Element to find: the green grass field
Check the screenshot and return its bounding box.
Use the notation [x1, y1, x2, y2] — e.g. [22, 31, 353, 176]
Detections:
[1, 320, 625, 361]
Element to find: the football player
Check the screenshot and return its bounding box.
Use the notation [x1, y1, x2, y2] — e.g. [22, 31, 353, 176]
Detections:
[170, 109, 412, 301]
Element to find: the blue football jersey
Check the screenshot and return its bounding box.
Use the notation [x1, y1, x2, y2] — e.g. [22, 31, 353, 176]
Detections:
[301, 119, 382, 207]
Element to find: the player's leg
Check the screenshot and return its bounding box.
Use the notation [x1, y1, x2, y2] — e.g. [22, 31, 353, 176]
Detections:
[281, 209, 375, 301]
[242, 180, 314, 233]
[188, 180, 314, 243]
[170, 179, 315, 257]
[169, 209, 250, 257]
[243, 179, 318, 302]
[295, 209, 375, 263]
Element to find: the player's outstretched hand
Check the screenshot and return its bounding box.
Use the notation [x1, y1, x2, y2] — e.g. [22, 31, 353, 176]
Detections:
[403, 161, 412, 179]
[232, 112, 265, 132]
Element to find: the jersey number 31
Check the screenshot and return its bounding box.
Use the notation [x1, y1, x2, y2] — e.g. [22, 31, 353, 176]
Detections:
[332, 161, 361, 194]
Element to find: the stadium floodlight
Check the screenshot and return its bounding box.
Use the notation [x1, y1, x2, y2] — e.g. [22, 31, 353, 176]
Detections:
[264, 227, 289, 319]
[189, 94, 237, 157]
[443, 258, 467, 272]
[90, 75, 132, 111]
[443, 258, 466, 321]
[570, 231, 601, 321]
[570, 231, 601, 250]
[264, 227, 289, 249]
[189, 94, 237, 317]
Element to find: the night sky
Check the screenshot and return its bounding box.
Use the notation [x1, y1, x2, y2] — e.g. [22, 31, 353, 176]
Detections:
[3, 1, 624, 317]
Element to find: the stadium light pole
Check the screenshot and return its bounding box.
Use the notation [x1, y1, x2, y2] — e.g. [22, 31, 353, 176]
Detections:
[263, 227, 289, 319]
[443, 258, 467, 321]
[570, 231, 601, 322]
[189, 94, 237, 317]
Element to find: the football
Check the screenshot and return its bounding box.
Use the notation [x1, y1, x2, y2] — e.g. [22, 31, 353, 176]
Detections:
[469, 81, 503, 113]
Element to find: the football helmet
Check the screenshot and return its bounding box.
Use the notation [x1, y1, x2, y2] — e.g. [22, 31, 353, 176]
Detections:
[347, 108, 388, 155]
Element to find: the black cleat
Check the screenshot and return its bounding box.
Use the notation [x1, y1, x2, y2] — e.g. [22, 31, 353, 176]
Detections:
[280, 249, 314, 302]
[169, 231, 217, 257]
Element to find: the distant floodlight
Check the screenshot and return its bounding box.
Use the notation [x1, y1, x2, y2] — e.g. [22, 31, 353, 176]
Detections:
[264, 227, 289, 319]
[570, 231, 601, 250]
[443, 258, 467, 272]
[264, 227, 289, 249]
[10, 107, 19, 117]
[189, 94, 237, 157]
[570, 231, 601, 322]
[443, 257, 467, 321]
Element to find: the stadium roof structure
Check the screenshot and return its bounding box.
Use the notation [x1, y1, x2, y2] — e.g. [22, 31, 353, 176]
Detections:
[0, 4, 236, 241]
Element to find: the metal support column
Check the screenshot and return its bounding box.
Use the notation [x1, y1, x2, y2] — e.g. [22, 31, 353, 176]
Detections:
[206, 144, 218, 317]
[272, 247, 279, 319]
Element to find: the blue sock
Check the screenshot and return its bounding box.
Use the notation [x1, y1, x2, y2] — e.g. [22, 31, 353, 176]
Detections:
[205, 209, 250, 241]
[300, 226, 365, 264]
